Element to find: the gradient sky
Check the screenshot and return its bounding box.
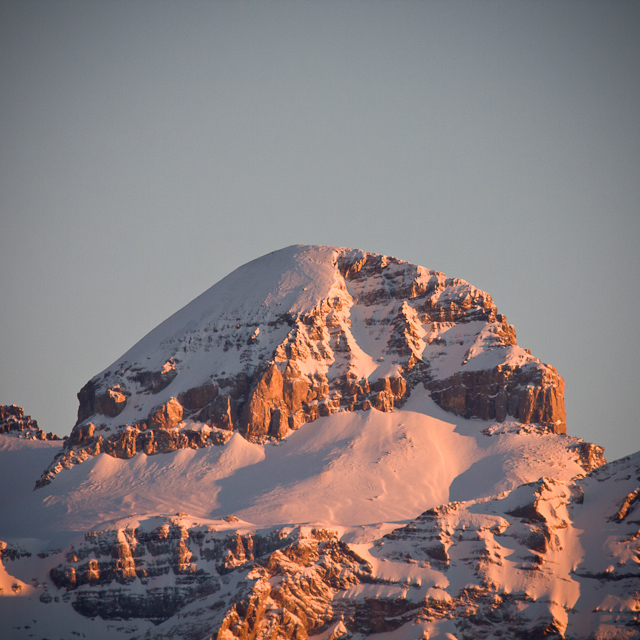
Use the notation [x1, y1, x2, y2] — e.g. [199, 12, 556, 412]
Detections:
[1, 1, 638, 461]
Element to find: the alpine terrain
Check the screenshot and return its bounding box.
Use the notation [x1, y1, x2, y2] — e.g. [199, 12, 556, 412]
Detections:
[0, 245, 637, 640]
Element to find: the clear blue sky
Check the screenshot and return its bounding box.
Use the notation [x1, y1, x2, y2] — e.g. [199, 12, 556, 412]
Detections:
[1, 1, 638, 461]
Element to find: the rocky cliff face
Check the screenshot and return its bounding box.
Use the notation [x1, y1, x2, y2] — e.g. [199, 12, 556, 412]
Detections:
[40, 451, 639, 640]
[37, 246, 566, 487]
[47, 518, 290, 623]
[0, 405, 60, 441]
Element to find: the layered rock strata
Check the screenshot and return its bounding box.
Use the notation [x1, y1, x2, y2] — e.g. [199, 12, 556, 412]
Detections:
[48, 519, 292, 623]
[37, 246, 567, 486]
[43, 451, 640, 640]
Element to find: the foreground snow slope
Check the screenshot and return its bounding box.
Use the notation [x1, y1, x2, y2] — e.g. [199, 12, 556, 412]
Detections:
[0, 388, 608, 640]
[2, 392, 596, 544]
[1, 444, 636, 640]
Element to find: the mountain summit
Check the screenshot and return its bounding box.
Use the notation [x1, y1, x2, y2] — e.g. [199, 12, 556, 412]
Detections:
[39, 245, 565, 486]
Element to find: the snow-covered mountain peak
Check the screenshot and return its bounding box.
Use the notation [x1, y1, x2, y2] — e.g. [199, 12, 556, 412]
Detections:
[38, 245, 567, 487]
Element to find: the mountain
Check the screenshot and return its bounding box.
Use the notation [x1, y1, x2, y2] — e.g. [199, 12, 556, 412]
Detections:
[0, 405, 60, 441]
[0, 245, 636, 640]
[37, 245, 567, 487]
[40, 451, 639, 640]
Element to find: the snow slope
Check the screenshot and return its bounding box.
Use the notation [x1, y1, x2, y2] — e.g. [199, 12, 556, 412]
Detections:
[2, 391, 592, 546]
[1, 446, 635, 640]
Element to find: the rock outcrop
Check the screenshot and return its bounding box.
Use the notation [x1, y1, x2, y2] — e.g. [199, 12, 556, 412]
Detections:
[0, 405, 60, 441]
[37, 246, 567, 487]
[427, 362, 565, 427]
[49, 519, 287, 623]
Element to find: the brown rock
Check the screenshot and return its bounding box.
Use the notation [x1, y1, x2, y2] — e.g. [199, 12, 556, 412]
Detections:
[77, 381, 128, 421]
[571, 442, 606, 474]
[240, 363, 285, 442]
[131, 365, 177, 394]
[206, 395, 237, 431]
[427, 363, 566, 433]
[283, 365, 313, 411]
[178, 383, 218, 412]
[68, 422, 96, 447]
[0, 405, 24, 421]
[147, 398, 184, 430]
[0, 404, 59, 440]
[110, 428, 138, 459]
